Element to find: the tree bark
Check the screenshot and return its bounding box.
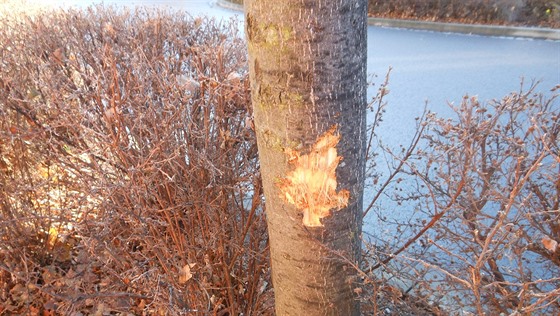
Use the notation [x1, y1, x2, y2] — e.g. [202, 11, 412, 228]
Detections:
[245, 0, 367, 314]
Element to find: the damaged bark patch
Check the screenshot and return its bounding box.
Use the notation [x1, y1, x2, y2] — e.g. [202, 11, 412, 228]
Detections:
[278, 126, 350, 227]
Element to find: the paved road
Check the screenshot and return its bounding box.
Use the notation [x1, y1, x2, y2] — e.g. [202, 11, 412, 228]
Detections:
[368, 26, 559, 140]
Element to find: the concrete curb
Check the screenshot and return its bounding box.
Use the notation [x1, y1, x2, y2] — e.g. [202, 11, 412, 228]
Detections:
[369, 17, 560, 41]
[216, 0, 560, 41]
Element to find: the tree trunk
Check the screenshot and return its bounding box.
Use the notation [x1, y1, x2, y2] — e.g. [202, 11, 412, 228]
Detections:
[245, 0, 367, 314]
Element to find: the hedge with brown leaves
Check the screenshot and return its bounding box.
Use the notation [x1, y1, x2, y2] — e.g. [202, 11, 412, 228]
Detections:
[0, 6, 270, 315]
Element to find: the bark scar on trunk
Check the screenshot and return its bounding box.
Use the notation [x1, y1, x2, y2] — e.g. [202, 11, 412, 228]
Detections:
[278, 126, 349, 227]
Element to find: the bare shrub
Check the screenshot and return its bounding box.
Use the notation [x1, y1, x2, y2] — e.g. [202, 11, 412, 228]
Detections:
[0, 6, 269, 314]
[415, 83, 559, 314]
[366, 82, 559, 315]
[520, 0, 560, 26]
[368, 0, 560, 27]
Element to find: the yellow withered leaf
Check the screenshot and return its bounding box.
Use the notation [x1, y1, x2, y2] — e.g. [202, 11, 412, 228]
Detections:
[542, 236, 558, 253]
[179, 263, 196, 284]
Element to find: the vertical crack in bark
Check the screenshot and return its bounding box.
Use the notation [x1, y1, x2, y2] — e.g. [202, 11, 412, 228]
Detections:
[278, 126, 349, 227]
